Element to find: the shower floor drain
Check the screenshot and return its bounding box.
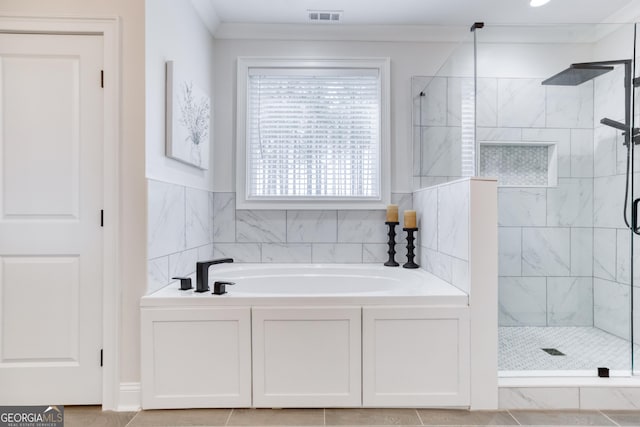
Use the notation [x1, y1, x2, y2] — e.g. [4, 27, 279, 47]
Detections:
[541, 348, 565, 356]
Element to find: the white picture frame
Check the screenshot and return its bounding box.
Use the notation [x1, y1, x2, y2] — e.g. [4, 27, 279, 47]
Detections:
[165, 60, 210, 170]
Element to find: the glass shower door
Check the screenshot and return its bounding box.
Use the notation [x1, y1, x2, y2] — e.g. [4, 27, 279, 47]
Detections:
[475, 23, 636, 376]
[632, 22, 640, 376]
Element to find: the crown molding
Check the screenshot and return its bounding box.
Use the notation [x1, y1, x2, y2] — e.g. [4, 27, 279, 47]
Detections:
[190, 0, 220, 36]
[213, 23, 469, 42]
[602, 0, 640, 23]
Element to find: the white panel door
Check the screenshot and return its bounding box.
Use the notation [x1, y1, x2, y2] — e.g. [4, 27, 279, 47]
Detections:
[141, 307, 252, 409]
[362, 306, 470, 407]
[252, 307, 361, 408]
[0, 33, 103, 404]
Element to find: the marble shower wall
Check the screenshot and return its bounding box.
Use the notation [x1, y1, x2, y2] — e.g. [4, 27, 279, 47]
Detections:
[592, 66, 634, 340]
[487, 78, 595, 327]
[147, 178, 414, 294]
[414, 75, 598, 327]
[412, 76, 466, 188]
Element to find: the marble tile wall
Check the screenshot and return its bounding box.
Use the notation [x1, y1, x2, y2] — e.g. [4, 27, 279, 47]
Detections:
[491, 81, 594, 327]
[412, 76, 464, 182]
[147, 179, 214, 294]
[209, 192, 413, 265]
[413, 76, 599, 327]
[413, 179, 470, 293]
[414, 76, 593, 183]
[148, 178, 415, 293]
[591, 65, 634, 340]
[414, 61, 638, 345]
[479, 74, 632, 332]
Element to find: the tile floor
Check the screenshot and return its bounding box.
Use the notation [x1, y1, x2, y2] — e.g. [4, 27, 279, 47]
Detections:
[499, 327, 640, 371]
[64, 406, 640, 427]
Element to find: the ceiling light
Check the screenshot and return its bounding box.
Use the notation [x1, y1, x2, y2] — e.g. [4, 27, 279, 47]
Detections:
[530, 0, 551, 7]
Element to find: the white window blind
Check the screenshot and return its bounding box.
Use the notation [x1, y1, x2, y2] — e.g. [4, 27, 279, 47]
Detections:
[247, 69, 381, 199]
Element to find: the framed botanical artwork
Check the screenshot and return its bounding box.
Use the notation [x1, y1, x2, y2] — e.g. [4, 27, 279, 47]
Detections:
[165, 60, 210, 169]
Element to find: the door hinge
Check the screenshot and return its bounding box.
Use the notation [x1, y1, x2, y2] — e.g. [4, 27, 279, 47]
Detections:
[100, 349, 103, 367]
[100, 210, 104, 227]
[101, 70, 104, 88]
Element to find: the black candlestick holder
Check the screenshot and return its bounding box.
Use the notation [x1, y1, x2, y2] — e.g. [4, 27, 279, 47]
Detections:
[403, 227, 419, 269]
[384, 221, 399, 267]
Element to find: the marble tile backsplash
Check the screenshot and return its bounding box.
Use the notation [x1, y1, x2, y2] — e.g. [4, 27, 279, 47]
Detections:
[147, 179, 214, 294]
[213, 193, 411, 264]
[185, 188, 212, 248]
[211, 192, 235, 242]
[148, 178, 413, 293]
[147, 180, 186, 260]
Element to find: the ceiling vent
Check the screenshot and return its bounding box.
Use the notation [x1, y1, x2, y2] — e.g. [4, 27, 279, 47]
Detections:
[308, 10, 342, 23]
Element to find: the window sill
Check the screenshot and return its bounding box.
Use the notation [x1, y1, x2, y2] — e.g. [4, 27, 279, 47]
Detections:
[235, 198, 390, 211]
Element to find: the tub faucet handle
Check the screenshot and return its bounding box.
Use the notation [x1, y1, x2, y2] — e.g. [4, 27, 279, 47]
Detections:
[212, 281, 235, 295]
[172, 276, 192, 291]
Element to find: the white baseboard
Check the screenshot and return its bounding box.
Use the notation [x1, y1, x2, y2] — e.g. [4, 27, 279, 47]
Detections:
[117, 382, 141, 412]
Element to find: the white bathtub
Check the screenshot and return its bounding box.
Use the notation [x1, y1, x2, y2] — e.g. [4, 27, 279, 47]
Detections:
[141, 263, 472, 409]
[142, 263, 468, 306]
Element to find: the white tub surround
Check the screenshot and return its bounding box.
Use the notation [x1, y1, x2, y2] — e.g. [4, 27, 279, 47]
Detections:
[141, 265, 471, 409]
[362, 306, 470, 407]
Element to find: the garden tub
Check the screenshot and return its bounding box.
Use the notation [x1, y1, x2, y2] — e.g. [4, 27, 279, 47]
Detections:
[141, 263, 471, 409]
[141, 263, 468, 306]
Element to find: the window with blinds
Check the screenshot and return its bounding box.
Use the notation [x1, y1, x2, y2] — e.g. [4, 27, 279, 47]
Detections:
[246, 68, 381, 200]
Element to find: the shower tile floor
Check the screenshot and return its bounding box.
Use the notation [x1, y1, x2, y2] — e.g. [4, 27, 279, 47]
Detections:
[499, 326, 640, 371]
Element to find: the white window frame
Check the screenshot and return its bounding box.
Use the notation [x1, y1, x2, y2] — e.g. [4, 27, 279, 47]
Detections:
[236, 57, 391, 210]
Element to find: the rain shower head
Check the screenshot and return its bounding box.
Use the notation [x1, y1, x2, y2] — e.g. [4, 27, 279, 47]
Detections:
[600, 117, 627, 132]
[541, 64, 614, 86]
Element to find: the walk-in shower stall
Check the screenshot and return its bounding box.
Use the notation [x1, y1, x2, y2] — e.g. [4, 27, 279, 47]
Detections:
[414, 22, 640, 376]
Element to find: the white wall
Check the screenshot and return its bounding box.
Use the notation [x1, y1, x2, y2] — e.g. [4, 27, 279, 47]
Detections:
[145, 0, 218, 299]
[146, 0, 216, 191]
[0, 0, 146, 386]
[593, 24, 635, 61]
[477, 43, 594, 79]
[212, 37, 460, 193]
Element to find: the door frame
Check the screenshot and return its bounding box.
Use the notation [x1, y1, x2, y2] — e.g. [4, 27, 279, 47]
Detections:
[0, 16, 121, 410]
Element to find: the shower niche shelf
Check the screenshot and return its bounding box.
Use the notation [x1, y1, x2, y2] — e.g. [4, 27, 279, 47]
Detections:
[478, 141, 557, 188]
